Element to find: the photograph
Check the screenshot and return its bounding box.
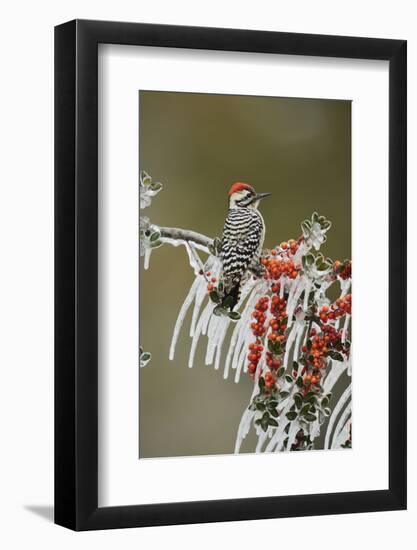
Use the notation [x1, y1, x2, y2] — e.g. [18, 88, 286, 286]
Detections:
[139, 91, 352, 458]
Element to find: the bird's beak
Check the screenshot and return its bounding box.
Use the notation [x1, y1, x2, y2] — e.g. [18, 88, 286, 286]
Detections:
[255, 192, 271, 201]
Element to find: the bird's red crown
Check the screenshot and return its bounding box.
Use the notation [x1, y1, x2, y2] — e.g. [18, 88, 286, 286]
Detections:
[228, 182, 255, 196]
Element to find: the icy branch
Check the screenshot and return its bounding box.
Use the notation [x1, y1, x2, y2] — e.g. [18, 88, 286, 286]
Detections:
[139, 174, 353, 456]
[159, 226, 213, 250]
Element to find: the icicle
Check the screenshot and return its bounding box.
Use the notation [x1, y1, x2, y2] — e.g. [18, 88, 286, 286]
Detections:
[286, 276, 306, 324]
[324, 385, 351, 449]
[184, 242, 203, 275]
[205, 313, 223, 365]
[201, 303, 212, 336]
[333, 403, 352, 448]
[341, 314, 351, 344]
[144, 248, 152, 270]
[190, 283, 208, 337]
[188, 301, 213, 368]
[286, 419, 301, 451]
[169, 276, 201, 360]
[303, 280, 312, 311]
[214, 318, 229, 370]
[234, 382, 260, 453]
[256, 431, 268, 453]
[322, 358, 349, 394]
[292, 317, 306, 375]
[333, 413, 351, 448]
[282, 315, 303, 371]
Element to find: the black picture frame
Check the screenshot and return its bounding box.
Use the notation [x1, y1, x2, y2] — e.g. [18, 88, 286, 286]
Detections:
[55, 19, 407, 531]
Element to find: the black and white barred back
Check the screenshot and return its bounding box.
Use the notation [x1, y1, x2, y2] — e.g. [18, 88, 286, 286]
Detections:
[220, 207, 265, 306]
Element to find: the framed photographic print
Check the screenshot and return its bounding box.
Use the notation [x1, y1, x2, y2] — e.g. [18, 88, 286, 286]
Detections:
[55, 20, 407, 530]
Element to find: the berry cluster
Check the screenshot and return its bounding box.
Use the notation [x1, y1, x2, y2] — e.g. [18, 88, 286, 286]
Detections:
[246, 282, 291, 388]
[261, 256, 299, 280]
[319, 294, 352, 323]
[204, 271, 217, 292]
[250, 296, 269, 338]
[247, 342, 264, 375]
[264, 371, 277, 389]
[277, 239, 300, 255]
[298, 323, 350, 394]
[290, 429, 313, 451]
[333, 259, 352, 280]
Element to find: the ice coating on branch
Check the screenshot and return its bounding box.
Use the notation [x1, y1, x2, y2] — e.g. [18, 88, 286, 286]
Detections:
[140, 170, 163, 209]
[139, 182, 352, 455]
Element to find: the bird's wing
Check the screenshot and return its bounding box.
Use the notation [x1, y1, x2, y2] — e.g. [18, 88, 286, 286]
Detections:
[220, 209, 263, 288]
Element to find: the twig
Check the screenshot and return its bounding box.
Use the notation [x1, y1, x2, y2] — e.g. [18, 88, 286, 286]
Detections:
[159, 226, 213, 249]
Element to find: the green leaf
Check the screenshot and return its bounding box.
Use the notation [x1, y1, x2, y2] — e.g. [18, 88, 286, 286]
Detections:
[300, 404, 311, 415]
[296, 376, 304, 388]
[261, 417, 269, 432]
[141, 352, 151, 362]
[228, 311, 241, 321]
[149, 181, 163, 192]
[140, 170, 151, 182]
[292, 361, 298, 370]
[305, 253, 315, 266]
[285, 374, 294, 384]
[222, 295, 234, 309]
[277, 366, 285, 378]
[150, 231, 161, 242]
[273, 341, 282, 355]
[259, 378, 265, 390]
[321, 397, 329, 408]
[327, 350, 344, 362]
[279, 391, 290, 399]
[324, 407, 331, 417]
[267, 339, 274, 352]
[268, 417, 278, 427]
[213, 305, 226, 316]
[209, 290, 220, 304]
[267, 400, 278, 409]
[256, 402, 266, 411]
[286, 411, 297, 421]
[269, 408, 279, 418]
[305, 413, 317, 422]
[294, 393, 303, 409]
[150, 239, 163, 249]
[302, 256, 308, 270]
[306, 339, 312, 351]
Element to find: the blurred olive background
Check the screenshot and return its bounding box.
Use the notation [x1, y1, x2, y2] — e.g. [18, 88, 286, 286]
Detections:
[139, 91, 351, 458]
